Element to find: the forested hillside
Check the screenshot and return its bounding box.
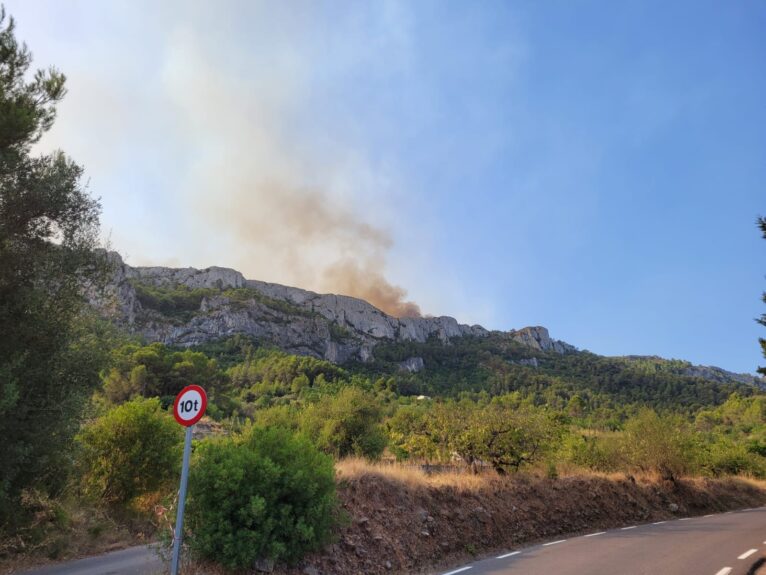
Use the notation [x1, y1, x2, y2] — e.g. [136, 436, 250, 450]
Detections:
[3, 7, 766, 573]
[64, 332, 766, 499]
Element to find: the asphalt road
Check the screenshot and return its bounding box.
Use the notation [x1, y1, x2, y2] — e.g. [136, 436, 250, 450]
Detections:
[16, 545, 163, 575]
[437, 506, 766, 575]
[15, 507, 766, 575]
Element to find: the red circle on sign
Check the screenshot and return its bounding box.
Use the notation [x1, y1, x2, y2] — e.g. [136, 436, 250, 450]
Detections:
[173, 385, 208, 427]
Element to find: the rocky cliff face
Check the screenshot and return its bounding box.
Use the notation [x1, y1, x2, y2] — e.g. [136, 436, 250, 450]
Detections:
[94, 253, 575, 364]
[92, 254, 765, 387]
[507, 326, 577, 354]
[682, 365, 761, 386]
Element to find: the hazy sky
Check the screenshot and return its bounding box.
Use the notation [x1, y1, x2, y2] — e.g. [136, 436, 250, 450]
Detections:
[7, 0, 766, 373]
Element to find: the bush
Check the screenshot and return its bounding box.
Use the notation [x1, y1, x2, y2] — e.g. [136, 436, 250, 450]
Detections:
[186, 426, 337, 569]
[76, 397, 182, 504]
[299, 387, 387, 459]
[131, 281, 216, 320]
[564, 432, 623, 472]
[705, 437, 766, 477]
[620, 408, 697, 480]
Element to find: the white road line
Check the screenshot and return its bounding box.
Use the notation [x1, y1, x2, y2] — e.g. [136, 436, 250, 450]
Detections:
[704, 514, 714, 517]
[442, 567, 472, 575]
[497, 551, 521, 559]
[585, 532, 606, 537]
[679, 518, 691, 521]
[543, 540, 567, 546]
[714, 568, 732, 575]
[652, 521, 666, 525]
[621, 526, 637, 530]
[738, 549, 758, 560]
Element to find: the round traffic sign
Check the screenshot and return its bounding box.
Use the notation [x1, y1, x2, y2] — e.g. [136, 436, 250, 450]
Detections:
[173, 385, 207, 427]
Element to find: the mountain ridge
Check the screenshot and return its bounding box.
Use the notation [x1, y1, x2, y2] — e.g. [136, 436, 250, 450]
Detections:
[94, 252, 761, 386]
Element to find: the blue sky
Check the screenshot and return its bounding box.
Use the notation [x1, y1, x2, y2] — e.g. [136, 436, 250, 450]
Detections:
[7, 0, 766, 373]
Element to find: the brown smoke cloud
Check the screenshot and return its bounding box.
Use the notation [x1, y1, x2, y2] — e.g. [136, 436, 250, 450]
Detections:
[213, 181, 422, 317]
[156, 17, 423, 318]
[323, 259, 422, 318]
[30, 2, 424, 318]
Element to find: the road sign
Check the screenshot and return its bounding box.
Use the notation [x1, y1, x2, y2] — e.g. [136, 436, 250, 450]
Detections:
[170, 385, 207, 575]
[173, 384, 207, 427]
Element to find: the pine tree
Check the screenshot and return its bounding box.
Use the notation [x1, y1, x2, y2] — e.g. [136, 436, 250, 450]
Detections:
[0, 7, 106, 529]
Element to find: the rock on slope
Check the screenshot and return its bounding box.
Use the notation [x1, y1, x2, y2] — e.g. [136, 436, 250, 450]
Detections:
[94, 253, 762, 387]
[96, 252, 575, 363]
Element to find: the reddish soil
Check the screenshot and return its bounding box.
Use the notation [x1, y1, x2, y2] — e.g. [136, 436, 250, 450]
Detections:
[269, 471, 766, 575]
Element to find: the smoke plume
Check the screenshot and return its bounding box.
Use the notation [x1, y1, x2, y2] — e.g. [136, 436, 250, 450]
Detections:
[157, 13, 422, 317]
[211, 180, 422, 317]
[323, 259, 422, 318]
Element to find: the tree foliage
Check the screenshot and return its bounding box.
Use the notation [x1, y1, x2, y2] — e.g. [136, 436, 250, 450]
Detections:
[101, 342, 225, 405]
[620, 409, 696, 481]
[186, 426, 336, 569]
[388, 400, 560, 473]
[299, 387, 387, 459]
[0, 8, 106, 528]
[76, 397, 182, 504]
[356, 335, 753, 415]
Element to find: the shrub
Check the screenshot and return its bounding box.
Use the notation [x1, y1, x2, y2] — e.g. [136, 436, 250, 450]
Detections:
[186, 426, 336, 569]
[299, 387, 387, 459]
[131, 281, 216, 320]
[705, 437, 766, 477]
[76, 397, 182, 504]
[564, 432, 623, 472]
[620, 408, 697, 480]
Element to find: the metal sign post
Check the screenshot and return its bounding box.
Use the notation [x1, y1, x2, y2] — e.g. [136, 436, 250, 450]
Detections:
[170, 385, 207, 575]
[171, 425, 193, 575]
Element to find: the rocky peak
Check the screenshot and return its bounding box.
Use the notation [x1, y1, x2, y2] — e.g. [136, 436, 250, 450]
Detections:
[508, 326, 576, 354]
[127, 263, 246, 290]
[96, 252, 574, 363]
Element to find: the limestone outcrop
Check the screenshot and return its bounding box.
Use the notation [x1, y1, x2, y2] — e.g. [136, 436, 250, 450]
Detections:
[508, 326, 576, 354]
[98, 252, 543, 363]
[92, 253, 763, 388]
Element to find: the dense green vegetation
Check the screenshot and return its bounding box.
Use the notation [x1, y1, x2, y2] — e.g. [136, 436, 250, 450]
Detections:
[131, 281, 217, 321]
[131, 281, 318, 322]
[76, 335, 764, 487]
[76, 398, 182, 505]
[99, 342, 225, 407]
[0, 8, 110, 530]
[187, 426, 336, 569]
[351, 335, 756, 416]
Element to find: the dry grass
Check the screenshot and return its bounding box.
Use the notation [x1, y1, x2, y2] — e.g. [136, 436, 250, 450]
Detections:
[336, 458, 766, 491]
[721, 475, 766, 489]
[335, 457, 645, 491]
[337, 458, 503, 491]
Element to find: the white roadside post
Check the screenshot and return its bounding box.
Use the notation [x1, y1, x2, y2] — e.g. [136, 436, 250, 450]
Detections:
[170, 385, 207, 575]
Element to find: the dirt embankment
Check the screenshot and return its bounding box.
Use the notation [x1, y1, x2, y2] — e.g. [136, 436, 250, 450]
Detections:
[270, 462, 766, 575]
